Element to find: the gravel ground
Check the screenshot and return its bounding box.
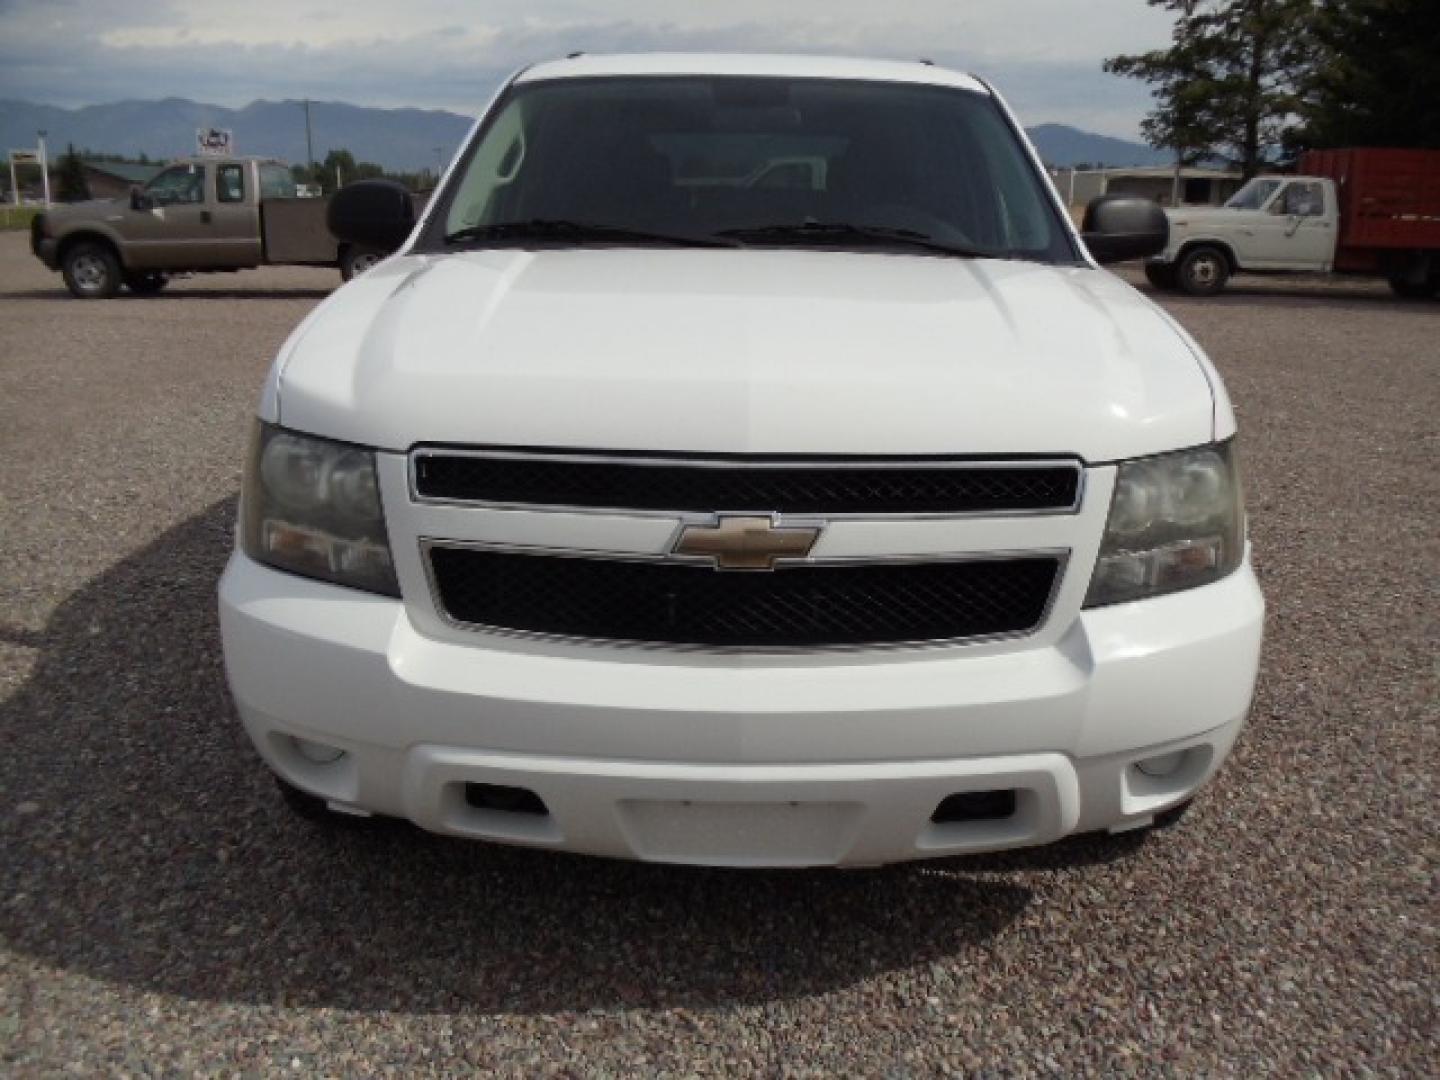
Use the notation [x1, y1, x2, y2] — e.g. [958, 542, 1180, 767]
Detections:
[1, 234, 1435, 1075]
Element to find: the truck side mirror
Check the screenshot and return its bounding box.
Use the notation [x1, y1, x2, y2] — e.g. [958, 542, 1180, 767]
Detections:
[327, 179, 416, 253]
[129, 186, 154, 211]
[1080, 195, 1169, 264]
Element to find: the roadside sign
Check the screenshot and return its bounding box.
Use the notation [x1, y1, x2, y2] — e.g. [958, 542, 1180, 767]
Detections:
[8, 145, 49, 207]
[196, 128, 234, 156]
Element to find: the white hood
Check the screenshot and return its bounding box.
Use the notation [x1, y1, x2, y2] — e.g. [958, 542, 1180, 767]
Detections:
[273, 248, 1217, 461]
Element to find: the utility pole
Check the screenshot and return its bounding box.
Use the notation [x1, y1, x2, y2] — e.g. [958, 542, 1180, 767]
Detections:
[37, 129, 51, 207]
[303, 99, 315, 182]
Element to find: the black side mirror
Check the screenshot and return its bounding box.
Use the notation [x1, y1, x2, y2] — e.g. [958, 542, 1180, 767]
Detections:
[129, 186, 153, 211]
[327, 179, 416, 253]
[1080, 195, 1169, 264]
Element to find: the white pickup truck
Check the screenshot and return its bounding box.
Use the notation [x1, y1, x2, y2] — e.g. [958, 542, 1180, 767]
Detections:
[219, 53, 1263, 867]
[1146, 148, 1440, 297]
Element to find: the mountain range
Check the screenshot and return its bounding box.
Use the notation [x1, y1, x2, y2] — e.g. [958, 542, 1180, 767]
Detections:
[1, 98, 1171, 172]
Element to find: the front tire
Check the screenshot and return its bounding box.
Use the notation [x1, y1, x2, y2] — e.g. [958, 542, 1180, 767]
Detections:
[1176, 245, 1230, 296]
[62, 241, 121, 299]
[124, 271, 168, 296]
[1387, 274, 1437, 300]
[275, 776, 336, 822]
[1151, 797, 1194, 830]
[1144, 261, 1178, 291]
[273, 776, 375, 829]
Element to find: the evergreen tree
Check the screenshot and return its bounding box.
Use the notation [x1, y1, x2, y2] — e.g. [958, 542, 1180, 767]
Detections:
[56, 143, 90, 202]
[1294, 0, 1440, 149]
[1105, 0, 1316, 176]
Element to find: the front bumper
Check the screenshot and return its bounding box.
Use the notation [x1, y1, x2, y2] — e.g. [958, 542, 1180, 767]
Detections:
[219, 552, 1263, 867]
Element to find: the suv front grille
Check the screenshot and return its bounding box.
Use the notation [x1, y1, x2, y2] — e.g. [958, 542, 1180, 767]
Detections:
[426, 547, 1062, 648]
[413, 452, 1081, 515]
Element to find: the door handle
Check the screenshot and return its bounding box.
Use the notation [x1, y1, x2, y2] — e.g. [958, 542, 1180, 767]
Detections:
[201, 210, 212, 224]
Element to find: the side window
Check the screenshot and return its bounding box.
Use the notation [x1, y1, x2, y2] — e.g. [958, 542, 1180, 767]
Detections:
[145, 165, 207, 206]
[1282, 181, 1324, 217]
[445, 97, 528, 232]
[259, 164, 296, 198]
[963, 109, 1054, 252]
[217, 164, 245, 203]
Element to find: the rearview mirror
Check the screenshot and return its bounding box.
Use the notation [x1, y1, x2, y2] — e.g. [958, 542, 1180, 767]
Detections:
[327, 179, 416, 253]
[129, 186, 154, 211]
[1080, 195, 1169, 264]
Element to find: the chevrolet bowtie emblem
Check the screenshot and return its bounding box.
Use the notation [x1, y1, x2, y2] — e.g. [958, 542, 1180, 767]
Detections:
[673, 516, 821, 570]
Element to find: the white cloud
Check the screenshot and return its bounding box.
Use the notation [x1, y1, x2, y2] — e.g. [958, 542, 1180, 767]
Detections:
[0, 0, 1175, 138]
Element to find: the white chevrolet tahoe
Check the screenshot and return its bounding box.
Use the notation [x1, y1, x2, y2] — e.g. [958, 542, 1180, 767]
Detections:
[218, 54, 1264, 867]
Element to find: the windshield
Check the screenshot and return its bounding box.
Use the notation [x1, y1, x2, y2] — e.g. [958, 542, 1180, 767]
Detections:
[423, 76, 1077, 263]
[1224, 178, 1283, 211]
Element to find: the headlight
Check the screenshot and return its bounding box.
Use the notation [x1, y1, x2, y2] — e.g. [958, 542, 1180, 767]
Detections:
[1084, 441, 1244, 607]
[240, 422, 399, 596]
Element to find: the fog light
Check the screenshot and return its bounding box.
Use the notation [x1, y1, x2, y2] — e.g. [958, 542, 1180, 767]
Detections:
[1135, 750, 1188, 778]
[292, 736, 346, 765]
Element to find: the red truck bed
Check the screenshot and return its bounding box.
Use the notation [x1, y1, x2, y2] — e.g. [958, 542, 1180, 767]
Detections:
[1301, 149, 1440, 258]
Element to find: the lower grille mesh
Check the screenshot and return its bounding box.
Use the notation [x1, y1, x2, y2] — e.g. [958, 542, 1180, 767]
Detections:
[428, 548, 1061, 648]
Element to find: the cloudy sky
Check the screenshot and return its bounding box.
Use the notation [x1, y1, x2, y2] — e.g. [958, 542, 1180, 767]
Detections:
[0, 0, 1175, 138]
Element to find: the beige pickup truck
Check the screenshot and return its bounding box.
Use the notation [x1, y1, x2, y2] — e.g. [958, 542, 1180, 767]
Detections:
[29, 155, 385, 297]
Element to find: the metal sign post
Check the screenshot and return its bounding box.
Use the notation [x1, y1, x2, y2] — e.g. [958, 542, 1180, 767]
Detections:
[37, 131, 50, 206]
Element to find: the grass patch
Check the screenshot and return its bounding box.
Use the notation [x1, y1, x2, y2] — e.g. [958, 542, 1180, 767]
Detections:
[0, 206, 43, 231]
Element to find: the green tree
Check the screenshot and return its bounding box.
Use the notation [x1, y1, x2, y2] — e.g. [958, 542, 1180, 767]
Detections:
[292, 149, 428, 192]
[1105, 0, 1317, 177]
[1293, 0, 1440, 149]
[319, 148, 357, 192]
[55, 143, 90, 202]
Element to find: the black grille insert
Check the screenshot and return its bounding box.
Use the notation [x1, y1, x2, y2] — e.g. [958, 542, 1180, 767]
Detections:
[413, 454, 1080, 515]
[428, 548, 1061, 648]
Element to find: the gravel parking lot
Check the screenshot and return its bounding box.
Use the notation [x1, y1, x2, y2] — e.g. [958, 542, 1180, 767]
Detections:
[1, 232, 1435, 1075]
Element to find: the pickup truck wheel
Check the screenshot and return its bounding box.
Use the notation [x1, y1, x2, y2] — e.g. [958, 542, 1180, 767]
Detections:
[340, 245, 385, 281]
[1176, 246, 1230, 296]
[124, 271, 168, 296]
[62, 242, 121, 299]
[1386, 274, 1437, 300]
[1144, 262, 1178, 291]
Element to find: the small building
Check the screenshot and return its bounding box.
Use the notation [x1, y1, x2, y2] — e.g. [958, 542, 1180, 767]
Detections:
[79, 160, 165, 200]
[1054, 165, 1243, 211]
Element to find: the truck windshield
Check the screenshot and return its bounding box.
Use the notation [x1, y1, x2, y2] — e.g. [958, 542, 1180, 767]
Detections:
[426, 76, 1077, 263]
[1224, 178, 1283, 210]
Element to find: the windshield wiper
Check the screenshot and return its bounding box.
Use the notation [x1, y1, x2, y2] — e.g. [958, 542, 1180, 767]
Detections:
[443, 219, 737, 248]
[716, 222, 997, 259]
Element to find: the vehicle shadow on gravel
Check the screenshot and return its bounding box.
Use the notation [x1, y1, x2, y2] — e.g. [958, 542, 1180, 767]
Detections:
[4, 288, 334, 302]
[0, 500, 1137, 1014]
[1137, 282, 1437, 312]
